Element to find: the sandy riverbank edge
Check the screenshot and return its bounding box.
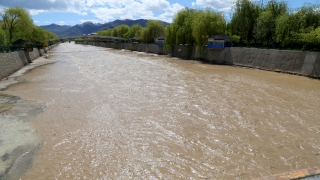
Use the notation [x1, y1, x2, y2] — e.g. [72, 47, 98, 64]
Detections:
[0, 56, 56, 180]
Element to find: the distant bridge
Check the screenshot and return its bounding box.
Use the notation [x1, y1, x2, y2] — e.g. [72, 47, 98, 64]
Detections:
[60, 35, 130, 43]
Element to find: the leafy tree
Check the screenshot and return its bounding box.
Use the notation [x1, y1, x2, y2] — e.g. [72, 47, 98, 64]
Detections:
[256, 0, 288, 41]
[98, 29, 113, 36]
[275, 13, 291, 43]
[30, 26, 49, 45]
[192, 9, 226, 55]
[113, 24, 129, 38]
[124, 24, 142, 39]
[0, 7, 33, 43]
[173, 8, 196, 45]
[230, 0, 261, 41]
[164, 24, 178, 53]
[0, 23, 8, 45]
[140, 28, 147, 42]
[141, 20, 164, 43]
[165, 8, 226, 57]
[275, 2, 320, 46]
[165, 8, 196, 56]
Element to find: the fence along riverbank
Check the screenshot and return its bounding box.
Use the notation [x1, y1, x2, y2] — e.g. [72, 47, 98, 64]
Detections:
[75, 41, 320, 79]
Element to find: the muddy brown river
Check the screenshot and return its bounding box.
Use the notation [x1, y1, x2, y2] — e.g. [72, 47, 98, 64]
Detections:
[1, 43, 320, 179]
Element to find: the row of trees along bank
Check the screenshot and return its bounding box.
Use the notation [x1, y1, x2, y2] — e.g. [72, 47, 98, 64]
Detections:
[0, 7, 58, 46]
[94, 0, 319, 57]
[229, 0, 320, 51]
[97, 20, 165, 44]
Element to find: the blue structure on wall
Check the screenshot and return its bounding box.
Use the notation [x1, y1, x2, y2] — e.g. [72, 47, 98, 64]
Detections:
[207, 34, 232, 49]
[155, 36, 165, 47]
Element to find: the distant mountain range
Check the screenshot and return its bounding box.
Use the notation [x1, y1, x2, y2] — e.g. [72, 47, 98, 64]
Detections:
[40, 19, 170, 37]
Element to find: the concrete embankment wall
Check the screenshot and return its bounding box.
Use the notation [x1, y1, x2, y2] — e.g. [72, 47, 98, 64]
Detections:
[75, 41, 320, 78]
[0, 51, 28, 80]
[230, 48, 320, 78]
[0, 44, 58, 80]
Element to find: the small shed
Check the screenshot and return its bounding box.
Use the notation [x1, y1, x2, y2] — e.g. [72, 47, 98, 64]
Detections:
[113, 37, 127, 43]
[155, 36, 165, 46]
[207, 34, 232, 49]
[129, 38, 141, 43]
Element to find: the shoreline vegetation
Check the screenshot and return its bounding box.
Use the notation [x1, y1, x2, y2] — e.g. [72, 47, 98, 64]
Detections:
[93, 0, 320, 53]
[0, 0, 319, 51]
[0, 1, 319, 179]
[0, 7, 58, 47]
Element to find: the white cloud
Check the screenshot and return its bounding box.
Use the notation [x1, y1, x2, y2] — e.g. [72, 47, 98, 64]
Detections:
[29, 9, 48, 15]
[57, 21, 66, 25]
[158, 3, 185, 22]
[140, 0, 170, 12]
[0, 0, 186, 23]
[192, 0, 234, 11]
[89, 0, 184, 22]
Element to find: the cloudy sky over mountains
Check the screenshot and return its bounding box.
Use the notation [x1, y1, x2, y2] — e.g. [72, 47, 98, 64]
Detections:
[0, 0, 315, 25]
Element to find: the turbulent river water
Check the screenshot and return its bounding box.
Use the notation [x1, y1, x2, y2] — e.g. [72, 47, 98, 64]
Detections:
[1, 43, 320, 179]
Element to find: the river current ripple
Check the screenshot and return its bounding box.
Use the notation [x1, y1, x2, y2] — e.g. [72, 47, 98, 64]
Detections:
[1, 43, 320, 179]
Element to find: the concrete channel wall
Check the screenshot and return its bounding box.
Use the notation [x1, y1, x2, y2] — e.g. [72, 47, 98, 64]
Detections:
[0, 51, 28, 80]
[76, 41, 320, 78]
[0, 44, 58, 80]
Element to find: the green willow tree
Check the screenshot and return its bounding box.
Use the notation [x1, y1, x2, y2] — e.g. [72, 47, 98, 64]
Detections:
[124, 24, 142, 39]
[275, 13, 291, 43]
[230, 0, 261, 41]
[165, 8, 196, 57]
[0, 6, 57, 45]
[98, 29, 113, 36]
[30, 26, 57, 46]
[141, 20, 165, 43]
[113, 24, 130, 38]
[97, 22, 164, 42]
[192, 9, 226, 56]
[0, 25, 7, 45]
[256, 0, 288, 41]
[0, 7, 33, 43]
[165, 8, 226, 58]
[274, 3, 320, 48]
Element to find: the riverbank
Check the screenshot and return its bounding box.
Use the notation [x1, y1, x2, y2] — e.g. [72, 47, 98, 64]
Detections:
[0, 44, 58, 81]
[75, 41, 320, 79]
[0, 57, 57, 90]
[0, 45, 58, 180]
[0, 94, 44, 180]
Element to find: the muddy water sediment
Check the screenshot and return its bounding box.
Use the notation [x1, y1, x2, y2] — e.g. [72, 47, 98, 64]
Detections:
[1, 43, 320, 179]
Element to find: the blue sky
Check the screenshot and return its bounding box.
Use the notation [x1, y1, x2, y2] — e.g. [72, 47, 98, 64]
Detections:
[0, 0, 317, 26]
